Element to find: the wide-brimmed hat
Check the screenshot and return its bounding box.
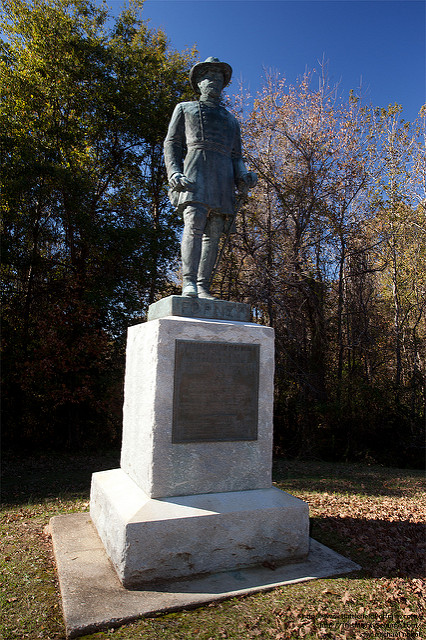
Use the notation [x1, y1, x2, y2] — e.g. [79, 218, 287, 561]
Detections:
[189, 57, 232, 93]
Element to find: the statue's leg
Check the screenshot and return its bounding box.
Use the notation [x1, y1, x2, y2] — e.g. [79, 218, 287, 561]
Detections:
[181, 204, 208, 297]
[197, 213, 225, 299]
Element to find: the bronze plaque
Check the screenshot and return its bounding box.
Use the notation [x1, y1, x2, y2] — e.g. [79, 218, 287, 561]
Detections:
[172, 340, 259, 443]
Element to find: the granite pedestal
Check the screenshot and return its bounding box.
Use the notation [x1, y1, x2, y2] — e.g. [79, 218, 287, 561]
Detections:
[90, 304, 310, 586]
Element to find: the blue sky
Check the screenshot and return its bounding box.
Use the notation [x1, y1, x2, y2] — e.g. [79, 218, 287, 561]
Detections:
[107, 0, 425, 122]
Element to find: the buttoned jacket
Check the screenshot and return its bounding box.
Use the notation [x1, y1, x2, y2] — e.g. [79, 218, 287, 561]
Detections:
[164, 100, 245, 215]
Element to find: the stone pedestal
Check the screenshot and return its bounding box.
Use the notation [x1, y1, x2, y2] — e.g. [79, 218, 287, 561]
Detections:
[90, 470, 308, 587]
[90, 300, 310, 587]
[120, 315, 274, 498]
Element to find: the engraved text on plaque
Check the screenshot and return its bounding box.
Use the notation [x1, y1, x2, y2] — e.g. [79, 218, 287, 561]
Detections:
[172, 340, 259, 443]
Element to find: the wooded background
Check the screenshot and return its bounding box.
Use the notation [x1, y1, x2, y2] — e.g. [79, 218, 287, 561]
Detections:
[1, 0, 424, 467]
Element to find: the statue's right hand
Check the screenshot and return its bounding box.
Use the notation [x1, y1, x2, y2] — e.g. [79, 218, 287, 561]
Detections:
[170, 173, 193, 192]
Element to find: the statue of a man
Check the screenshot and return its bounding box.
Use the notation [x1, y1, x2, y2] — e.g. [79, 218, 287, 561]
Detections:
[164, 57, 257, 299]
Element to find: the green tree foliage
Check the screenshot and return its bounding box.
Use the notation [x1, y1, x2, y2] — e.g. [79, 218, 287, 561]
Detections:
[1, 0, 196, 449]
[214, 74, 425, 467]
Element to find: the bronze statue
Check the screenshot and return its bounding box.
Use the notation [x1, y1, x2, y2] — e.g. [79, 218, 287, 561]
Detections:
[164, 57, 257, 299]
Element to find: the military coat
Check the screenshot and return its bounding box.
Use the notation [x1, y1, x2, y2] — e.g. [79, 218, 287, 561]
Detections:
[163, 100, 244, 216]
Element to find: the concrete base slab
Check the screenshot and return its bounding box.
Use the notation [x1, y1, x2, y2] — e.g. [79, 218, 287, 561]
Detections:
[50, 513, 361, 639]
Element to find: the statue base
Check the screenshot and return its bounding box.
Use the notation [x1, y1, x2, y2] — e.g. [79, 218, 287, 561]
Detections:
[90, 314, 309, 588]
[147, 295, 251, 322]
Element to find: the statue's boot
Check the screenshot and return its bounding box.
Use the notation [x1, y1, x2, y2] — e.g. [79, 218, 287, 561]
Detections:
[197, 285, 216, 299]
[182, 280, 198, 297]
[181, 206, 205, 297]
[197, 217, 223, 299]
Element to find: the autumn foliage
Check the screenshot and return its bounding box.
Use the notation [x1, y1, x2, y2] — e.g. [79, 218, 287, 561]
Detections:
[1, 0, 195, 449]
[214, 73, 425, 467]
[1, 2, 424, 464]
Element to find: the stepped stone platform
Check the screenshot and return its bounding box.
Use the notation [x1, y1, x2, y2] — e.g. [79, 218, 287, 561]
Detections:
[51, 297, 360, 637]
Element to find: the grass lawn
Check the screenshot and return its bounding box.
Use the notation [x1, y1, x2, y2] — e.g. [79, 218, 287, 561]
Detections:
[1, 453, 425, 639]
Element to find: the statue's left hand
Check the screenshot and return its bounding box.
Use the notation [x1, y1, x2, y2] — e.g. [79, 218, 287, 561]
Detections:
[169, 173, 194, 192]
[238, 171, 257, 191]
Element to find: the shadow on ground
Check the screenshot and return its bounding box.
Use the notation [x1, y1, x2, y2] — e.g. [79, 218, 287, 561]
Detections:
[311, 515, 425, 579]
[273, 458, 425, 499]
[2, 453, 424, 504]
[1, 451, 120, 506]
